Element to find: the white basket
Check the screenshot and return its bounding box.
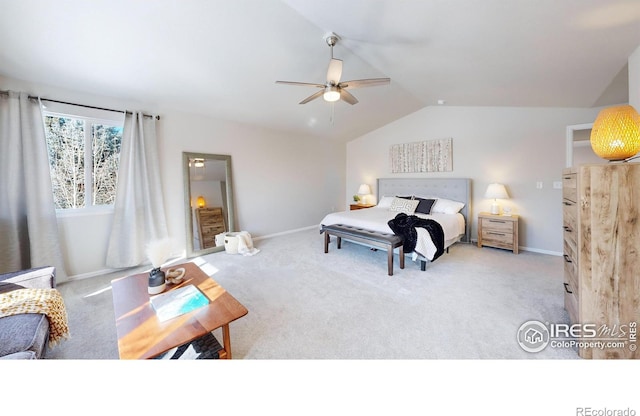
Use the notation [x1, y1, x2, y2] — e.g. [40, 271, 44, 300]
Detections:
[215, 232, 227, 247]
[224, 232, 241, 254]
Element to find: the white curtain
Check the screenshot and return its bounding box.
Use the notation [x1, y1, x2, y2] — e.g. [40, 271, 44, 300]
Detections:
[0, 91, 67, 277]
[106, 111, 168, 268]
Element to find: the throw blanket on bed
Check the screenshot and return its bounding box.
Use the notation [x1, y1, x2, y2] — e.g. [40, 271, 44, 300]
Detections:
[388, 213, 445, 262]
[0, 288, 70, 346]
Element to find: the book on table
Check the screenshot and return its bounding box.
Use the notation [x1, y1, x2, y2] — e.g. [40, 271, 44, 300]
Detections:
[150, 284, 210, 322]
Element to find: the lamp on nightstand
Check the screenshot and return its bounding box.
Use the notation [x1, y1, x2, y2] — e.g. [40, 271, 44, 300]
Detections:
[484, 183, 509, 215]
[357, 184, 371, 205]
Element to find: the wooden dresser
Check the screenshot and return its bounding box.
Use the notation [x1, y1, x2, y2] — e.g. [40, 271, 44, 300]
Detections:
[477, 212, 519, 254]
[195, 207, 226, 249]
[562, 164, 639, 359]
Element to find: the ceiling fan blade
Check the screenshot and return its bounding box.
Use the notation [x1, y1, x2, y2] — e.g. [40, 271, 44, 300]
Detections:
[339, 78, 391, 89]
[276, 81, 325, 88]
[340, 89, 359, 105]
[299, 89, 324, 104]
[326, 58, 343, 84]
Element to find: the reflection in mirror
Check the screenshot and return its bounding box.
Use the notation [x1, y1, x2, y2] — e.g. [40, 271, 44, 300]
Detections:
[183, 152, 235, 258]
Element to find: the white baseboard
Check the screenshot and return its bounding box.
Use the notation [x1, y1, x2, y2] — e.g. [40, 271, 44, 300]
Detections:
[518, 246, 562, 256]
[253, 225, 318, 241]
[64, 267, 119, 282]
[469, 239, 562, 256]
[63, 253, 185, 282]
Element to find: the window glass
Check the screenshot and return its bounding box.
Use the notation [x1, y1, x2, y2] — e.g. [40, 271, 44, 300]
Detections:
[91, 123, 122, 206]
[44, 113, 122, 210]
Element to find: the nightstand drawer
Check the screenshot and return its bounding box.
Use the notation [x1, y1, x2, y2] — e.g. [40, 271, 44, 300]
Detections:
[480, 217, 513, 232]
[480, 229, 513, 245]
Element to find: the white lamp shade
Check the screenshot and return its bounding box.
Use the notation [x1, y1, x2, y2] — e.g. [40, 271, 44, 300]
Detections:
[357, 184, 371, 195]
[484, 183, 509, 199]
[485, 183, 509, 214]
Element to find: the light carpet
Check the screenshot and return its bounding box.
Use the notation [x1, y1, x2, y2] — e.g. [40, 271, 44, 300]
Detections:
[46, 228, 578, 359]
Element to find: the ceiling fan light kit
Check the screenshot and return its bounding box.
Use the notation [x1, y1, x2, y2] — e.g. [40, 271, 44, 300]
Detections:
[323, 86, 340, 102]
[276, 32, 390, 106]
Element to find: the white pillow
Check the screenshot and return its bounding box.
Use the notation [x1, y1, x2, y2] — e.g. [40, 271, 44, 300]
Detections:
[377, 196, 395, 209]
[389, 197, 419, 214]
[431, 198, 465, 214]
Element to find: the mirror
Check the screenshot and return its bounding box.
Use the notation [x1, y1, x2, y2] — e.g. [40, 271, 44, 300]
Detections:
[183, 152, 235, 258]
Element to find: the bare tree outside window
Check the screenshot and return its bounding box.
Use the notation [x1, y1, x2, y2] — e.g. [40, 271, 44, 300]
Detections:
[92, 124, 122, 205]
[44, 114, 122, 209]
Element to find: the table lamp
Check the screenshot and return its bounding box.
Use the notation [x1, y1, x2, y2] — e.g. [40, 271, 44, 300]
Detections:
[485, 183, 509, 215]
[357, 184, 371, 205]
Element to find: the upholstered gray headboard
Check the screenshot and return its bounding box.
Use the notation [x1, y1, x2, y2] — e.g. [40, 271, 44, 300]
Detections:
[377, 177, 472, 242]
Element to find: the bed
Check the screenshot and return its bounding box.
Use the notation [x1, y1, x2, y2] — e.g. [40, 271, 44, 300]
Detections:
[320, 177, 472, 270]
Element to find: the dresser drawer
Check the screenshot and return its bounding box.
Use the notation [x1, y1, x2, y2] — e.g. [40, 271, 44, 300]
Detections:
[562, 199, 577, 223]
[202, 225, 226, 237]
[563, 222, 577, 255]
[563, 187, 577, 204]
[564, 286, 579, 325]
[563, 246, 578, 290]
[562, 173, 577, 202]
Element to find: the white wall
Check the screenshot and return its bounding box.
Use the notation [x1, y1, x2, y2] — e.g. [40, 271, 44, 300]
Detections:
[630, 45, 640, 110]
[346, 106, 602, 254]
[1, 75, 346, 279]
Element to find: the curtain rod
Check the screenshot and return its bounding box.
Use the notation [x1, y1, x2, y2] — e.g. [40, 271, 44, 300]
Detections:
[31, 96, 160, 120]
[0, 90, 159, 120]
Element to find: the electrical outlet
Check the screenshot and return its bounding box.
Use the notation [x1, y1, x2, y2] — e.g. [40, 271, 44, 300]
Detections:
[536, 181, 543, 189]
[553, 181, 562, 189]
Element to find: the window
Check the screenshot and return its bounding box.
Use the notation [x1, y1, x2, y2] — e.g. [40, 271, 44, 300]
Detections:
[43, 110, 123, 210]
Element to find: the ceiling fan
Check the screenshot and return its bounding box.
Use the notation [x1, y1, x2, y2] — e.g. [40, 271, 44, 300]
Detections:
[276, 32, 390, 105]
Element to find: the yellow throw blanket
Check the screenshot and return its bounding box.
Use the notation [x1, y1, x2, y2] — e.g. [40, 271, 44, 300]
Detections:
[0, 288, 70, 347]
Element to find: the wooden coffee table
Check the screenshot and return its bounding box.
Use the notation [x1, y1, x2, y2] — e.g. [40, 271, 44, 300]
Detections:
[111, 262, 248, 359]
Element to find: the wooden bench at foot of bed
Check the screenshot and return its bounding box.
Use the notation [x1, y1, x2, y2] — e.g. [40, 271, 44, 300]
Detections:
[322, 224, 404, 276]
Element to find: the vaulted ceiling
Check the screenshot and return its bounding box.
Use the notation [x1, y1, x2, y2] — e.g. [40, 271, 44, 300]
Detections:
[1, 0, 638, 142]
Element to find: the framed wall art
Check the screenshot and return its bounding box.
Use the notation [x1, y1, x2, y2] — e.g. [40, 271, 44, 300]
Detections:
[389, 138, 452, 173]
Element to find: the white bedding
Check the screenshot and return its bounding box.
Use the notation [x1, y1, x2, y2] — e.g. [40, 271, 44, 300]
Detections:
[319, 206, 465, 261]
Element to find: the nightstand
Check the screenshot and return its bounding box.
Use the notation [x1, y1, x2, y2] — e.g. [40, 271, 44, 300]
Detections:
[350, 203, 375, 210]
[477, 212, 519, 254]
